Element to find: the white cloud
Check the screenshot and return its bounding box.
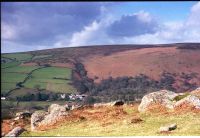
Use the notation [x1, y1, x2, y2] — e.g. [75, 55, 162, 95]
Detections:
[116, 2, 200, 44]
[187, 2, 200, 26]
[67, 3, 200, 47]
[2, 2, 200, 53]
[69, 21, 101, 46]
[67, 13, 115, 47]
[136, 10, 153, 23]
[1, 23, 17, 40]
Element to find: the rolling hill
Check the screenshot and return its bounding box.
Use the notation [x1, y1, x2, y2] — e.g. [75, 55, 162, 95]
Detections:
[1, 43, 200, 118]
[22, 43, 200, 92]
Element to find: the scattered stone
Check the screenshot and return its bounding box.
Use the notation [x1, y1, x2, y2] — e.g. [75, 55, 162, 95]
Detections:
[71, 105, 83, 110]
[130, 117, 143, 123]
[11, 122, 16, 126]
[159, 126, 170, 132]
[168, 123, 177, 131]
[5, 126, 25, 137]
[79, 116, 86, 121]
[13, 116, 20, 121]
[93, 103, 106, 107]
[110, 100, 124, 106]
[16, 111, 31, 119]
[159, 123, 177, 132]
[138, 90, 178, 112]
[94, 100, 124, 107]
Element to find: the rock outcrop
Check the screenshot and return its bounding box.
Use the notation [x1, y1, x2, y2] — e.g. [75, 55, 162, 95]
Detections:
[31, 111, 47, 131]
[138, 89, 200, 112]
[31, 104, 69, 131]
[138, 90, 178, 112]
[191, 87, 200, 98]
[48, 104, 69, 114]
[5, 126, 25, 137]
[174, 95, 200, 109]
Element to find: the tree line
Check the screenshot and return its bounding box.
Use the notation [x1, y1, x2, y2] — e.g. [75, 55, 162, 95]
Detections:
[72, 62, 198, 104]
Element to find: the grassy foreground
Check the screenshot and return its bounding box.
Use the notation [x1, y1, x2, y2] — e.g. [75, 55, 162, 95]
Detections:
[21, 104, 200, 136]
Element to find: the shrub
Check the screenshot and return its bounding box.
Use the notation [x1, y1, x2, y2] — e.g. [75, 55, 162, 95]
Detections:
[173, 93, 190, 101]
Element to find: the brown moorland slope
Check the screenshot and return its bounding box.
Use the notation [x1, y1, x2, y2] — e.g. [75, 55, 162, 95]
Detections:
[82, 46, 200, 92]
[83, 46, 200, 81]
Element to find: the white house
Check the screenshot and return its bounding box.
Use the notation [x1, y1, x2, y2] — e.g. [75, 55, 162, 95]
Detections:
[69, 94, 87, 100]
[1, 97, 6, 100]
[60, 94, 66, 99]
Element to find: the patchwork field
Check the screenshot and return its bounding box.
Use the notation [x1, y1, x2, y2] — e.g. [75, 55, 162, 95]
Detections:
[1, 52, 76, 96]
[2, 53, 33, 61]
[23, 67, 75, 93]
[1, 72, 27, 94]
[1, 61, 21, 69]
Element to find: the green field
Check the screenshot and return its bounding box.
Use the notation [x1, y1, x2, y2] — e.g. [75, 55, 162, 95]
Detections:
[1, 65, 39, 94]
[30, 67, 71, 79]
[1, 82, 18, 95]
[1, 61, 21, 69]
[1, 72, 27, 83]
[1, 52, 76, 99]
[1, 72, 27, 94]
[2, 53, 33, 61]
[2, 65, 38, 73]
[1, 66, 76, 94]
[23, 67, 76, 93]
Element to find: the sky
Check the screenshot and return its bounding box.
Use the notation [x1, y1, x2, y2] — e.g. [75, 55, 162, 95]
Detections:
[1, 2, 200, 53]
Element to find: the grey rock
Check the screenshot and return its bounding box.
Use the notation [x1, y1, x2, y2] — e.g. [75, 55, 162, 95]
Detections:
[138, 90, 178, 112]
[16, 111, 31, 119]
[5, 126, 25, 137]
[93, 103, 106, 107]
[40, 105, 68, 125]
[13, 116, 20, 121]
[159, 126, 170, 132]
[31, 110, 47, 131]
[169, 123, 177, 130]
[93, 100, 124, 107]
[71, 105, 83, 110]
[174, 95, 200, 109]
[110, 100, 124, 106]
[31, 104, 69, 131]
[159, 123, 177, 132]
[48, 104, 67, 114]
[11, 122, 16, 126]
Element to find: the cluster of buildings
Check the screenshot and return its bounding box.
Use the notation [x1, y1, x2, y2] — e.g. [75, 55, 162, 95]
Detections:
[59, 93, 87, 101]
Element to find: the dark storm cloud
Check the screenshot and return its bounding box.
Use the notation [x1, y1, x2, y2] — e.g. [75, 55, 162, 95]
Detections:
[1, 2, 104, 45]
[107, 13, 158, 37]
